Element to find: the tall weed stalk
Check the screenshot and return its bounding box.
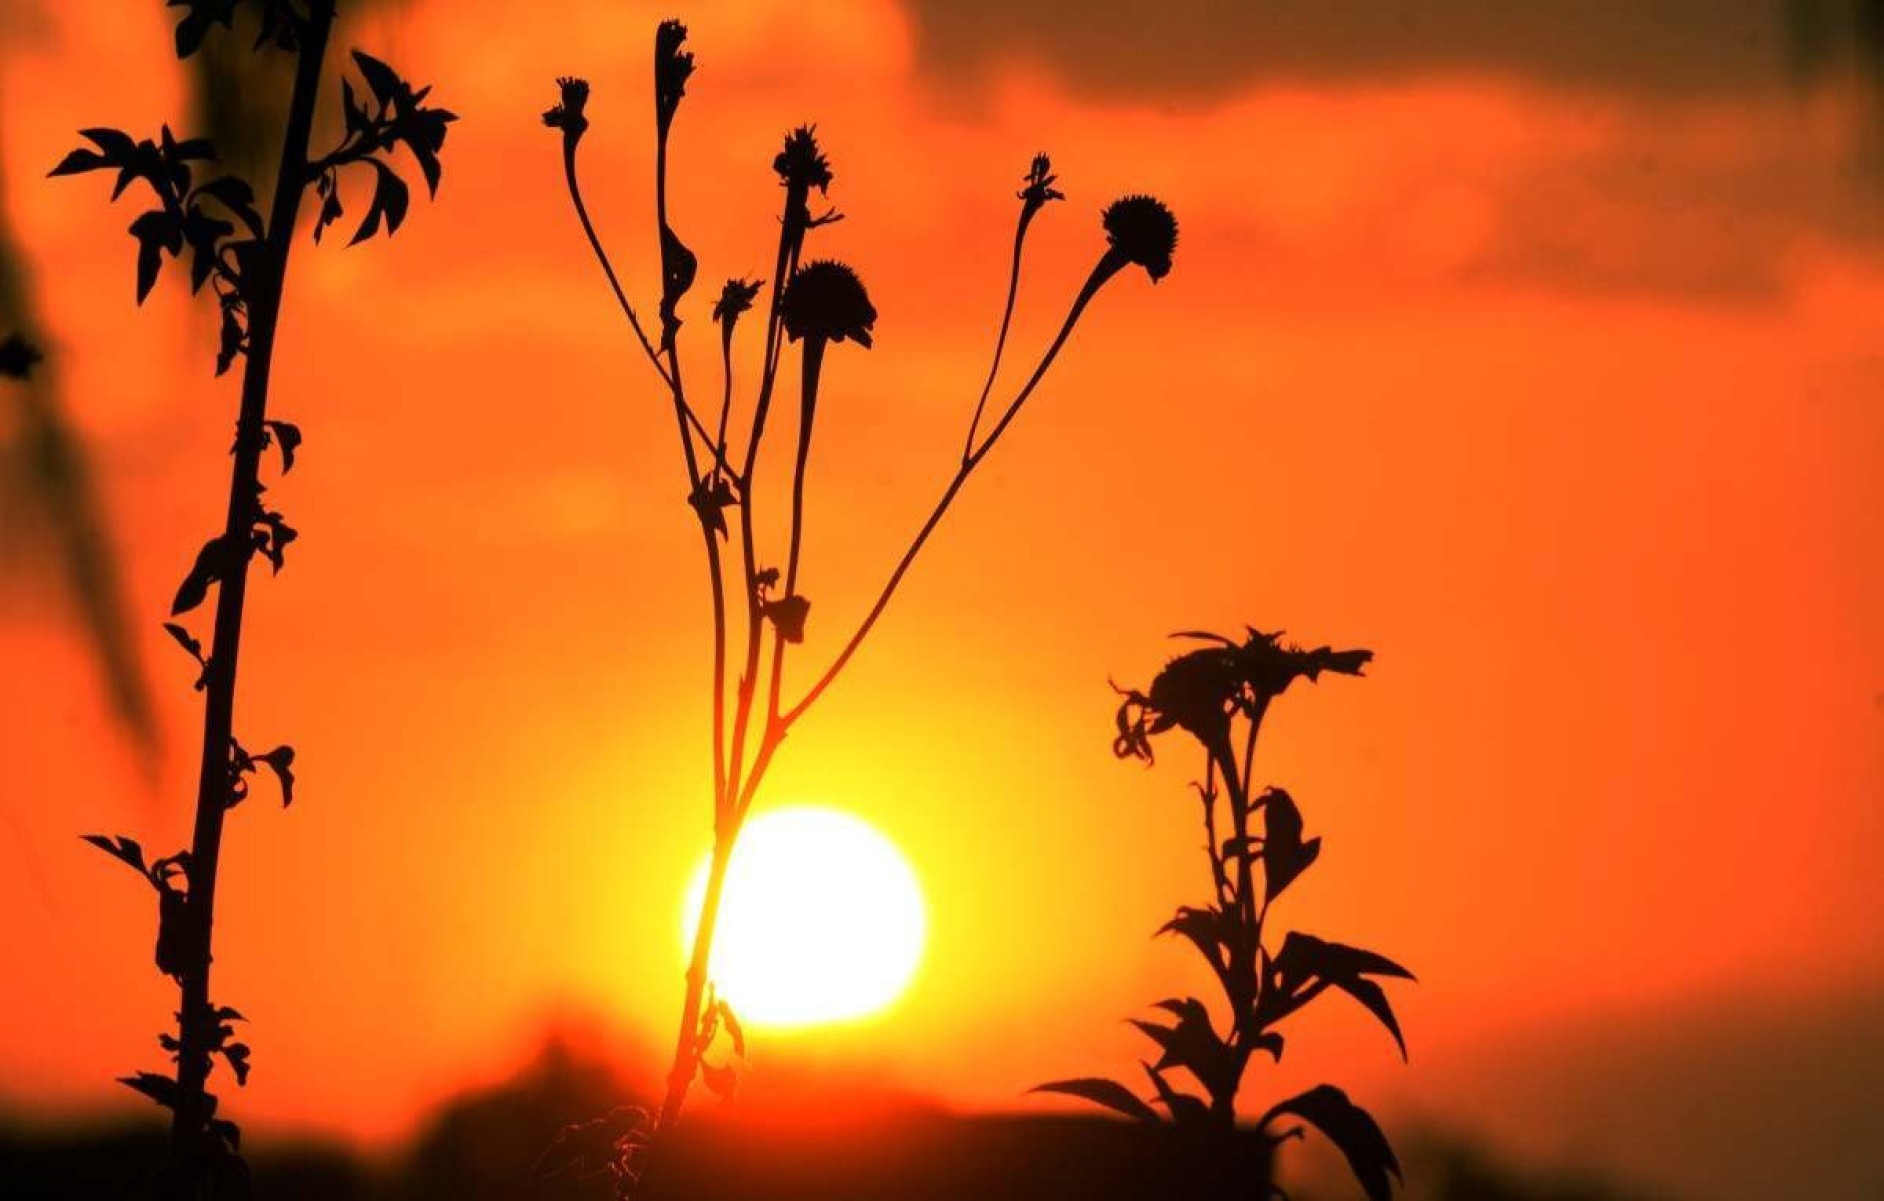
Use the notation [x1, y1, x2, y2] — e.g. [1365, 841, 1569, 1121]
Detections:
[55, 2, 454, 1194]
[537, 19, 1176, 1195]
[1038, 628, 1414, 1200]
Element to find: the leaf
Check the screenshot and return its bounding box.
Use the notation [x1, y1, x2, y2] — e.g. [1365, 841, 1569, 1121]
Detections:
[1266, 932, 1414, 1059]
[1029, 1077, 1159, 1125]
[129, 209, 184, 304]
[1134, 997, 1234, 1100]
[716, 1001, 745, 1058]
[351, 49, 404, 108]
[763, 594, 811, 643]
[80, 127, 139, 161]
[533, 1106, 648, 1181]
[48, 148, 107, 177]
[701, 1061, 737, 1100]
[256, 746, 295, 807]
[82, 834, 150, 880]
[1142, 1063, 1210, 1128]
[349, 160, 409, 246]
[172, 535, 242, 616]
[119, 1071, 180, 1111]
[1261, 1085, 1401, 1201]
[221, 1042, 251, 1086]
[265, 420, 302, 473]
[1262, 788, 1322, 902]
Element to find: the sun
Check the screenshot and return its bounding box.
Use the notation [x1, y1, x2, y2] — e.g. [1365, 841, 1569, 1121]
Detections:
[682, 806, 926, 1029]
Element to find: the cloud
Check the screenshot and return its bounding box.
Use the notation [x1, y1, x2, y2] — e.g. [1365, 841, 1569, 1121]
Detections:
[902, 0, 1863, 103]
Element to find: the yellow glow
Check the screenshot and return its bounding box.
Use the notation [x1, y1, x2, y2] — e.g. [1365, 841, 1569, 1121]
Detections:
[682, 806, 926, 1029]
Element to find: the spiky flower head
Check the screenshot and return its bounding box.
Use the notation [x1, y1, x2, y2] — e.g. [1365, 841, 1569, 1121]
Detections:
[774, 125, 833, 195]
[543, 77, 591, 141]
[1102, 194, 1177, 283]
[781, 260, 876, 348]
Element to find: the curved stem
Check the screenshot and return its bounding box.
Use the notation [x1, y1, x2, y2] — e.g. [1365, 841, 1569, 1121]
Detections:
[961, 209, 1033, 463]
[781, 252, 1121, 729]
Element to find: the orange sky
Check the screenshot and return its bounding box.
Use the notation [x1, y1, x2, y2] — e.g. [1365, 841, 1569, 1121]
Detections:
[2, 2, 1881, 1195]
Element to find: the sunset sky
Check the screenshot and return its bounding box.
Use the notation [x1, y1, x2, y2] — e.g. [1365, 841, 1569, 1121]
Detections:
[1, 3, 1880, 1199]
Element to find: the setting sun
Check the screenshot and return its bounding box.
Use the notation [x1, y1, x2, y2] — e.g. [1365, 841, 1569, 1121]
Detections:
[682, 807, 926, 1029]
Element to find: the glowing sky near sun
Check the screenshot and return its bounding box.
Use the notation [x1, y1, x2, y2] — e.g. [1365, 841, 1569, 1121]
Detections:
[0, 7, 1879, 1193]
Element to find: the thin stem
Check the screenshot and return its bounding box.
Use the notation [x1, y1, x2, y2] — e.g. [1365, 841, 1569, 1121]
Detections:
[166, 6, 332, 1189]
[765, 337, 824, 724]
[657, 834, 732, 1130]
[781, 252, 1122, 729]
[961, 209, 1033, 463]
[561, 138, 671, 391]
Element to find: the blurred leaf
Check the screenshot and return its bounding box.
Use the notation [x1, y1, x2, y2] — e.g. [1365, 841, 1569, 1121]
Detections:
[1261, 1085, 1400, 1201]
[264, 419, 300, 472]
[1029, 1077, 1159, 1124]
[348, 159, 408, 245]
[1142, 1062, 1210, 1127]
[701, 1061, 737, 1100]
[763, 594, 810, 643]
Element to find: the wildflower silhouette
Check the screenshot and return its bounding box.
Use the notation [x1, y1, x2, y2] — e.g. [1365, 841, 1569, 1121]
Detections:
[1, 332, 42, 379]
[51, 3, 453, 1196]
[537, 18, 1176, 1197]
[1038, 628, 1412, 1201]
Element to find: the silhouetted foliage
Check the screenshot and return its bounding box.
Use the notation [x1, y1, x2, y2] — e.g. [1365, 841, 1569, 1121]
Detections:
[545, 17, 1174, 1197]
[53, 2, 452, 1196]
[1039, 628, 1412, 1200]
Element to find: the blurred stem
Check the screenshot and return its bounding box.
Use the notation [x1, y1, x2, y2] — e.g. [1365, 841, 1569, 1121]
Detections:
[167, 6, 333, 1189]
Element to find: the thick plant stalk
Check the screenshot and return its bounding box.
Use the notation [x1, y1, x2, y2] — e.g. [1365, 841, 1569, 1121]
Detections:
[167, 4, 333, 1176]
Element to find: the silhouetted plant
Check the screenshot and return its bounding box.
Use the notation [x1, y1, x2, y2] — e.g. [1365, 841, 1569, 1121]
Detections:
[1037, 628, 1413, 1201]
[537, 19, 1174, 1197]
[51, 3, 453, 1196]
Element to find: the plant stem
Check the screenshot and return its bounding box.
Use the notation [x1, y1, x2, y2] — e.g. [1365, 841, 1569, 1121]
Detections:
[961, 209, 1032, 463]
[765, 337, 823, 724]
[166, 4, 332, 1185]
[781, 252, 1121, 728]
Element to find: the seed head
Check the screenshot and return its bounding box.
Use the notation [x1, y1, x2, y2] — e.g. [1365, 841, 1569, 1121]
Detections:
[781, 260, 876, 348]
[1101, 194, 1177, 283]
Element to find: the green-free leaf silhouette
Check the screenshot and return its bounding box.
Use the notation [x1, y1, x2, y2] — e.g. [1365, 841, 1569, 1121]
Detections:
[1262, 1084, 1403, 1201]
[1030, 1077, 1161, 1124]
[1042, 627, 1411, 1198]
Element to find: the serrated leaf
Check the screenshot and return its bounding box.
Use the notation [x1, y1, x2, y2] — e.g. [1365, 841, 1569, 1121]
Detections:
[1029, 1077, 1159, 1124]
[1261, 1085, 1401, 1201]
[1141, 1062, 1210, 1127]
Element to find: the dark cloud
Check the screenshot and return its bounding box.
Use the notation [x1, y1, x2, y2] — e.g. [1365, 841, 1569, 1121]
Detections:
[903, 0, 1872, 102]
